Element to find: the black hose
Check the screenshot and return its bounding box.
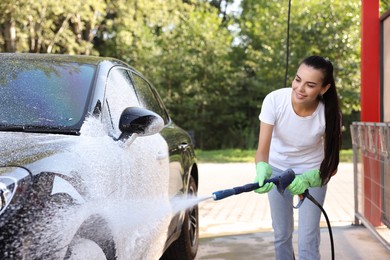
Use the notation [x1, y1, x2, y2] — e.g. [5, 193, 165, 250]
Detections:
[305, 192, 335, 260]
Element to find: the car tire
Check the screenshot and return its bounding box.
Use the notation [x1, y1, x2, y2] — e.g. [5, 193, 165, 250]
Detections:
[64, 215, 116, 260]
[161, 175, 199, 260]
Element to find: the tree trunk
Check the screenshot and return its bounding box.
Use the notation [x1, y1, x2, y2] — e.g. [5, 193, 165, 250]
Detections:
[3, 17, 16, 52]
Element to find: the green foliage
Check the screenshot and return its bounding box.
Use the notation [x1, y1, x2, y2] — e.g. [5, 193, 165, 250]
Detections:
[238, 0, 361, 114]
[0, 0, 365, 150]
[0, 0, 106, 54]
[381, 0, 390, 12]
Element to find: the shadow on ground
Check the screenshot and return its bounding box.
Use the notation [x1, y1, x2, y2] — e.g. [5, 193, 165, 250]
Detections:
[197, 225, 390, 260]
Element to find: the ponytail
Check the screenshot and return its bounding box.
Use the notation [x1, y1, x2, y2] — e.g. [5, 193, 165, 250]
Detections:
[301, 56, 342, 184]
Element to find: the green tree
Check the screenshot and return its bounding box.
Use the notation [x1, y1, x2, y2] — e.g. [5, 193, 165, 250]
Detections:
[238, 0, 361, 114]
[0, 0, 106, 54]
[0, 0, 365, 149]
[97, 1, 242, 148]
[236, 0, 361, 148]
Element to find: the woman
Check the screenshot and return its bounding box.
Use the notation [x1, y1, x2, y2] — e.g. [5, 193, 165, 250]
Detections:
[254, 55, 341, 259]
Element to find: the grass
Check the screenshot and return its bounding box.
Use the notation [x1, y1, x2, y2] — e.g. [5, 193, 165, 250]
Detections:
[195, 149, 353, 163]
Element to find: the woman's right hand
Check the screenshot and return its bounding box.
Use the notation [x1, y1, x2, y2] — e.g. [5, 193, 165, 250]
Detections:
[254, 162, 274, 194]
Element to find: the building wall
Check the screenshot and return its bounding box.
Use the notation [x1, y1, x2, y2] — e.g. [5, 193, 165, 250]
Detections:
[361, 0, 380, 122]
[382, 11, 390, 122]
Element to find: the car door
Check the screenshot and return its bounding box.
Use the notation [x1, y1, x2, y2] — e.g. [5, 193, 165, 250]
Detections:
[130, 72, 188, 199]
[99, 66, 171, 258]
[102, 67, 170, 199]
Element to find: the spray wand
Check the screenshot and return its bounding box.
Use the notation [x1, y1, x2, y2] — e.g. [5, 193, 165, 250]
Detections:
[212, 168, 295, 200]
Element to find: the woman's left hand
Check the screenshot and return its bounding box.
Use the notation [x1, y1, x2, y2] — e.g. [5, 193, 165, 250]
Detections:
[287, 169, 322, 195]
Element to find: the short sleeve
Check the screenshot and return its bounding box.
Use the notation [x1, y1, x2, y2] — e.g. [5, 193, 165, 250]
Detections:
[259, 92, 276, 125]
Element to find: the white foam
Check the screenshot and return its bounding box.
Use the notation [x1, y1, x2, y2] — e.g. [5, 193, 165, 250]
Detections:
[3, 117, 174, 259]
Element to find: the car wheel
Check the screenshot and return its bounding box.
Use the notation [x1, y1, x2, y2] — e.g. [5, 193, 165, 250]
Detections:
[64, 215, 116, 260]
[161, 175, 199, 259]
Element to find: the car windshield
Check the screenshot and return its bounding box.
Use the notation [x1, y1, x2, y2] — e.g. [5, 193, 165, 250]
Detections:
[0, 59, 95, 131]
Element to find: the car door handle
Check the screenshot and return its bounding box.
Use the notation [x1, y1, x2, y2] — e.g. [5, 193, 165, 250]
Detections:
[178, 143, 189, 150]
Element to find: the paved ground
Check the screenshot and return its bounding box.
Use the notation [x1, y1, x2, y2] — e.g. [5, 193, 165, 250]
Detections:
[195, 162, 390, 259]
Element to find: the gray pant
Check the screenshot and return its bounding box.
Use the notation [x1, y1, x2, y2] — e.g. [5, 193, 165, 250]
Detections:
[268, 166, 327, 260]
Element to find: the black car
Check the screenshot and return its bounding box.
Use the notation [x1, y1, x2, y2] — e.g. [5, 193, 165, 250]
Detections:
[0, 53, 199, 259]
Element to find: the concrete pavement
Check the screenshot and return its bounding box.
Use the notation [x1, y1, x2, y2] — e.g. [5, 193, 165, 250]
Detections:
[195, 162, 390, 259]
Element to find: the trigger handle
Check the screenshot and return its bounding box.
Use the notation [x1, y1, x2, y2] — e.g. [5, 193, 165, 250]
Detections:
[293, 189, 309, 209]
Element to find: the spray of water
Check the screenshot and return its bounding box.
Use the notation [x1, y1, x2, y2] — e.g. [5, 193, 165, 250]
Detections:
[0, 115, 217, 259]
[170, 195, 213, 214]
[0, 117, 190, 259]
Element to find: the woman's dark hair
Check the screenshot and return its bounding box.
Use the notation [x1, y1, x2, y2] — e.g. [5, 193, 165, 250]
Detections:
[301, 55, 342, 184]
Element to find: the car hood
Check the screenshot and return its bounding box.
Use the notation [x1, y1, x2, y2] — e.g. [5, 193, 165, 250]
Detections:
[0, 132, 76, 172]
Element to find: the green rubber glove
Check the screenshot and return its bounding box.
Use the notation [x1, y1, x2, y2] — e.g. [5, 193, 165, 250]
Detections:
[254, 162, 274, 194]
[288, 169, 322, 195]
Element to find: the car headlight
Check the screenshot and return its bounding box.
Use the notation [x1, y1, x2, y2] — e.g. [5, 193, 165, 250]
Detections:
[0, 167, 31, 215]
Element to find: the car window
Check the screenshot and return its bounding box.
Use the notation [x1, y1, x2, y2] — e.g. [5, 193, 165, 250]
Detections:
[131, 73, 169, 124]
[0, 60, 94, 129]
[104, 67, 139, 137]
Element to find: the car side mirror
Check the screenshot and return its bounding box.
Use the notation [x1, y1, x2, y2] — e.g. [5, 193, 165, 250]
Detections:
[117, 107, 164, 141]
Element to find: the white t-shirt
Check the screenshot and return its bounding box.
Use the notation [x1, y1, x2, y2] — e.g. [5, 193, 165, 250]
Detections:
[259, 88, 325, 173]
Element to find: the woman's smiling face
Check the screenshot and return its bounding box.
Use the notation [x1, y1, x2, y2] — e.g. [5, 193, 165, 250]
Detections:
[291, 63, 330, 106]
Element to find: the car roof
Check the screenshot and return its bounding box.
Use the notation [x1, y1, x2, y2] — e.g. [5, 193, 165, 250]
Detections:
[0, 53, 127, 67]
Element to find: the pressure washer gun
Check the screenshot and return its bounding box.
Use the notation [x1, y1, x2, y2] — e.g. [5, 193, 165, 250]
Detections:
[212, 168, 296, 200]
